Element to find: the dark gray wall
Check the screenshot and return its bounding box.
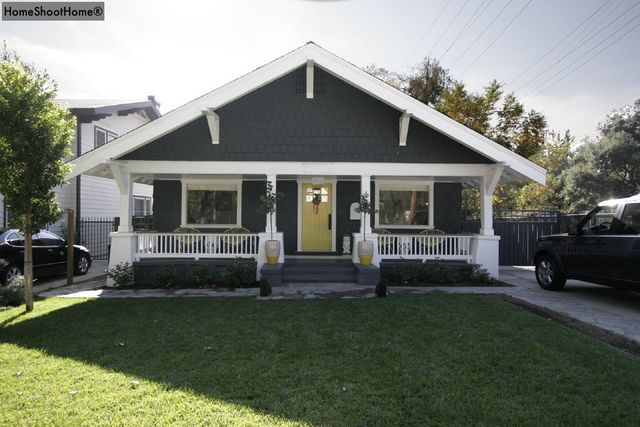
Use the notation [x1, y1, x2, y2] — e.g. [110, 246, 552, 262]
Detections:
[276, 181, 297, 254]
[122, 66, 492, 164]
[336, 181, 361, 254]
[153, 180, 181, 232]
[241, 181, 266, 233]
[433, 182, 462, 233]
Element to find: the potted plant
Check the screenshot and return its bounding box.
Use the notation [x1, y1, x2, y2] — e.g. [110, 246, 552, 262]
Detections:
[260, 182, 284, 265]
[354, 192, 378, 265]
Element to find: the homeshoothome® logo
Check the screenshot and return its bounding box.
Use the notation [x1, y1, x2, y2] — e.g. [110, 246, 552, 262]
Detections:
[2, 2, 104, 21]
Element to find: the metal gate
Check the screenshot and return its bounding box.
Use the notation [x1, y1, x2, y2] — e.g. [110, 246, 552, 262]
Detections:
[462, 210, 561, 266]
[76, 217, 117, 260]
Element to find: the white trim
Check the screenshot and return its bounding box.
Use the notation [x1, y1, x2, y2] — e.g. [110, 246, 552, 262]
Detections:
[306, 60, 314, 99]
[399, 112, 411, 146]
[109, 160, 498, 179]
[180, 179, 242, 228]
[202, 109, 220, 144]
[374, 180, 434, 229]
[66, 43, 545, 185]
[296, 178, 337, 252]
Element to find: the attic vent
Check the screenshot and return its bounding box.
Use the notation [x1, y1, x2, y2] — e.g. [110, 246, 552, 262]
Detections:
[294, 69, 305, 95]
[293, 67, 327, 95]
[314, 70, 327, 95]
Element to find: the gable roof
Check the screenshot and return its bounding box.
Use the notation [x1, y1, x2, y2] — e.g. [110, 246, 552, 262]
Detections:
[58, 97, 161, 121]
[67, 42, 545, 184]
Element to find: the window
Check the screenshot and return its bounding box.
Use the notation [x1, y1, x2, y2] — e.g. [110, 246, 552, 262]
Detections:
[620, 203, 640, 235]
[580, 205, 618, 235]
[38, 231, 65, 246]
[133, 197, 153, 216]
[181, 181, 241, 227]
[95, 127, 117, 148]
[375, 181, 433, 228]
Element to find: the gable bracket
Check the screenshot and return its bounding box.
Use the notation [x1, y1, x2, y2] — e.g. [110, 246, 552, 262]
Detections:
[201, 108, 220, 144]
[306, 60, 314, 99]
[399, 111, 412, 146]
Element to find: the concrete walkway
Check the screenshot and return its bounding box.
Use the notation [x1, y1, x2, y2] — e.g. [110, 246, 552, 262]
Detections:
[35, 265, 640, 344]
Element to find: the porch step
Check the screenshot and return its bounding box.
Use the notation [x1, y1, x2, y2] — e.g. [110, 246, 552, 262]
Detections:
[282, 259, 357, 284]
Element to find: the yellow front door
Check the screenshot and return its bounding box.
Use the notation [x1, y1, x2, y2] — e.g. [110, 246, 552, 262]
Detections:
[301, 183, 332, 251]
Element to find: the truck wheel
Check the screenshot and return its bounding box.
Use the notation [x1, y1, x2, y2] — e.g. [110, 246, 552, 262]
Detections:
[535, 255, 566, 291]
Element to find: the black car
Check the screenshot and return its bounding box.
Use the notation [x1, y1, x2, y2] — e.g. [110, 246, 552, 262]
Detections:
[0, 229, 92, 284]
[534, 194, 640, 291]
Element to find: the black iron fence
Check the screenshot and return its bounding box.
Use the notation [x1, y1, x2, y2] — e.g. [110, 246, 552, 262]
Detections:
[76, 215, 153, 260]
[76, 217, 117, 260]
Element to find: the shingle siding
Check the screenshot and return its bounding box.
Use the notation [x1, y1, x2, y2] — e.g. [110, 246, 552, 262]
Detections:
[121, 67, 492, 164]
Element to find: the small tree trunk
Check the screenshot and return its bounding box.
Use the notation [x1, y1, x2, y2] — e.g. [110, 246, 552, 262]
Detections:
[67, 209, 74, 286]
[24, 213, 34, 312]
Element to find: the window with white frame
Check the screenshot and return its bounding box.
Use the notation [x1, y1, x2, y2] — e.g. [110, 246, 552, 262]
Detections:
[95, 126, 117, 148]
[375, 181, 433, 228]
[182, 181, 241, 227]
[133, 196, 153, 216]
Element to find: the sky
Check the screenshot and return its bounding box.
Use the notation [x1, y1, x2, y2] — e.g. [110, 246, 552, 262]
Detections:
[2, 0, 639, 142]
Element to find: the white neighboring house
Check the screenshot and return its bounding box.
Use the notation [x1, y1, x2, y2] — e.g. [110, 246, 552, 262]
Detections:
[0, 98, 161, 233]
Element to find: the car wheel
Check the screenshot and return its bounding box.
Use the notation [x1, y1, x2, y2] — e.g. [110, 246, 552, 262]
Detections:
[3, 265, 23, 285]
[535, 255, 566, 291]
[75, 255, 90, 275]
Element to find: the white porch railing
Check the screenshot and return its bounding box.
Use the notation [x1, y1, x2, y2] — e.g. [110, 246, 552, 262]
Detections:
[377, 234, 472, 262]
[136, 233, 259, 259]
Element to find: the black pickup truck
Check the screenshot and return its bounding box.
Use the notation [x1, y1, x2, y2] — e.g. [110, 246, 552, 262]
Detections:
[534, 194, 640, 291]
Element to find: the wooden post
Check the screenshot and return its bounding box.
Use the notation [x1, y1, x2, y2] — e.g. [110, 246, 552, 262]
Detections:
[24, 213, 33, 312]
[67, 209, 74, 286]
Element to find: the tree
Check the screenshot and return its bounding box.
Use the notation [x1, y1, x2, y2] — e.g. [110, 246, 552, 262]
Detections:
[435, 80, 503, 136]
[491, 94, 547, 158]
[516, 131, 573, 210]
[0, 46, 74, 311]
[563, 102, 640, 212]
[363, 64, 406, 90]
[406, 57, 452, 106]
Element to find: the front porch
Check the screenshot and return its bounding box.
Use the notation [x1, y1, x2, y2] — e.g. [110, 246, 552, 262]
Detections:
[104, 162, 504, 284]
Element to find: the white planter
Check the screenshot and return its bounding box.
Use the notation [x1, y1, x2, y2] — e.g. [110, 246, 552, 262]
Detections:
[358, 240, 374, 266]
[265, 240, 280, 265]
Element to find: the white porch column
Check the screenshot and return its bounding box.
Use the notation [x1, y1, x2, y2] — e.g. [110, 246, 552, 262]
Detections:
[265, 174, 277, 234]
[473, 165, 504, 279]
[108, 164, 136, 286]
[479, 165, 504, 236]
[360, 175, 372, 235]
[111, 164, 133, 232]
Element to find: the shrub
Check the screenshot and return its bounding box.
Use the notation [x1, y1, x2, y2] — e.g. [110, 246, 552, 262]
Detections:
[259, 278, 272, 297]
[107, 262, 134, 288]
[189, 264, 215, 288]
[221, 259, 255, 288]
[0, 276, 25, 307]
[375, 279, 388, 297]
[470, 264, 496, 284]
[152, 267, 176, 288]
[422, 261, 460, 284]
[391, 261, 423, 284]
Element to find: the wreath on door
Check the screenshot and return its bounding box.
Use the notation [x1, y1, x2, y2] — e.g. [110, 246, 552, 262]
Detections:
[312, 193, 322, 214]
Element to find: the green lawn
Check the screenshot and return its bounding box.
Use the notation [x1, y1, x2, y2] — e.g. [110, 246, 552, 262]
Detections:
[1, 295, 639, 426]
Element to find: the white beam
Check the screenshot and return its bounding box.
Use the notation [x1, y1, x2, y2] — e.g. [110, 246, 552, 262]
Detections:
[306, 60, 314, 99]
[110, 164, 133, 232]
[114, 160, 497, 178]
[479, 164, 504, 236]
[399, 112, 411, 146]
[202, 108, 220, 144]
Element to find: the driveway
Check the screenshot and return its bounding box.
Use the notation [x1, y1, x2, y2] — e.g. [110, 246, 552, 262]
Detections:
[32, 260, 108, 293]
[499, 266, 640, 344]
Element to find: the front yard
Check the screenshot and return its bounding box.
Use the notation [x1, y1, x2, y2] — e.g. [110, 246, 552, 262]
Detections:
[1, 295, 639, 425]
